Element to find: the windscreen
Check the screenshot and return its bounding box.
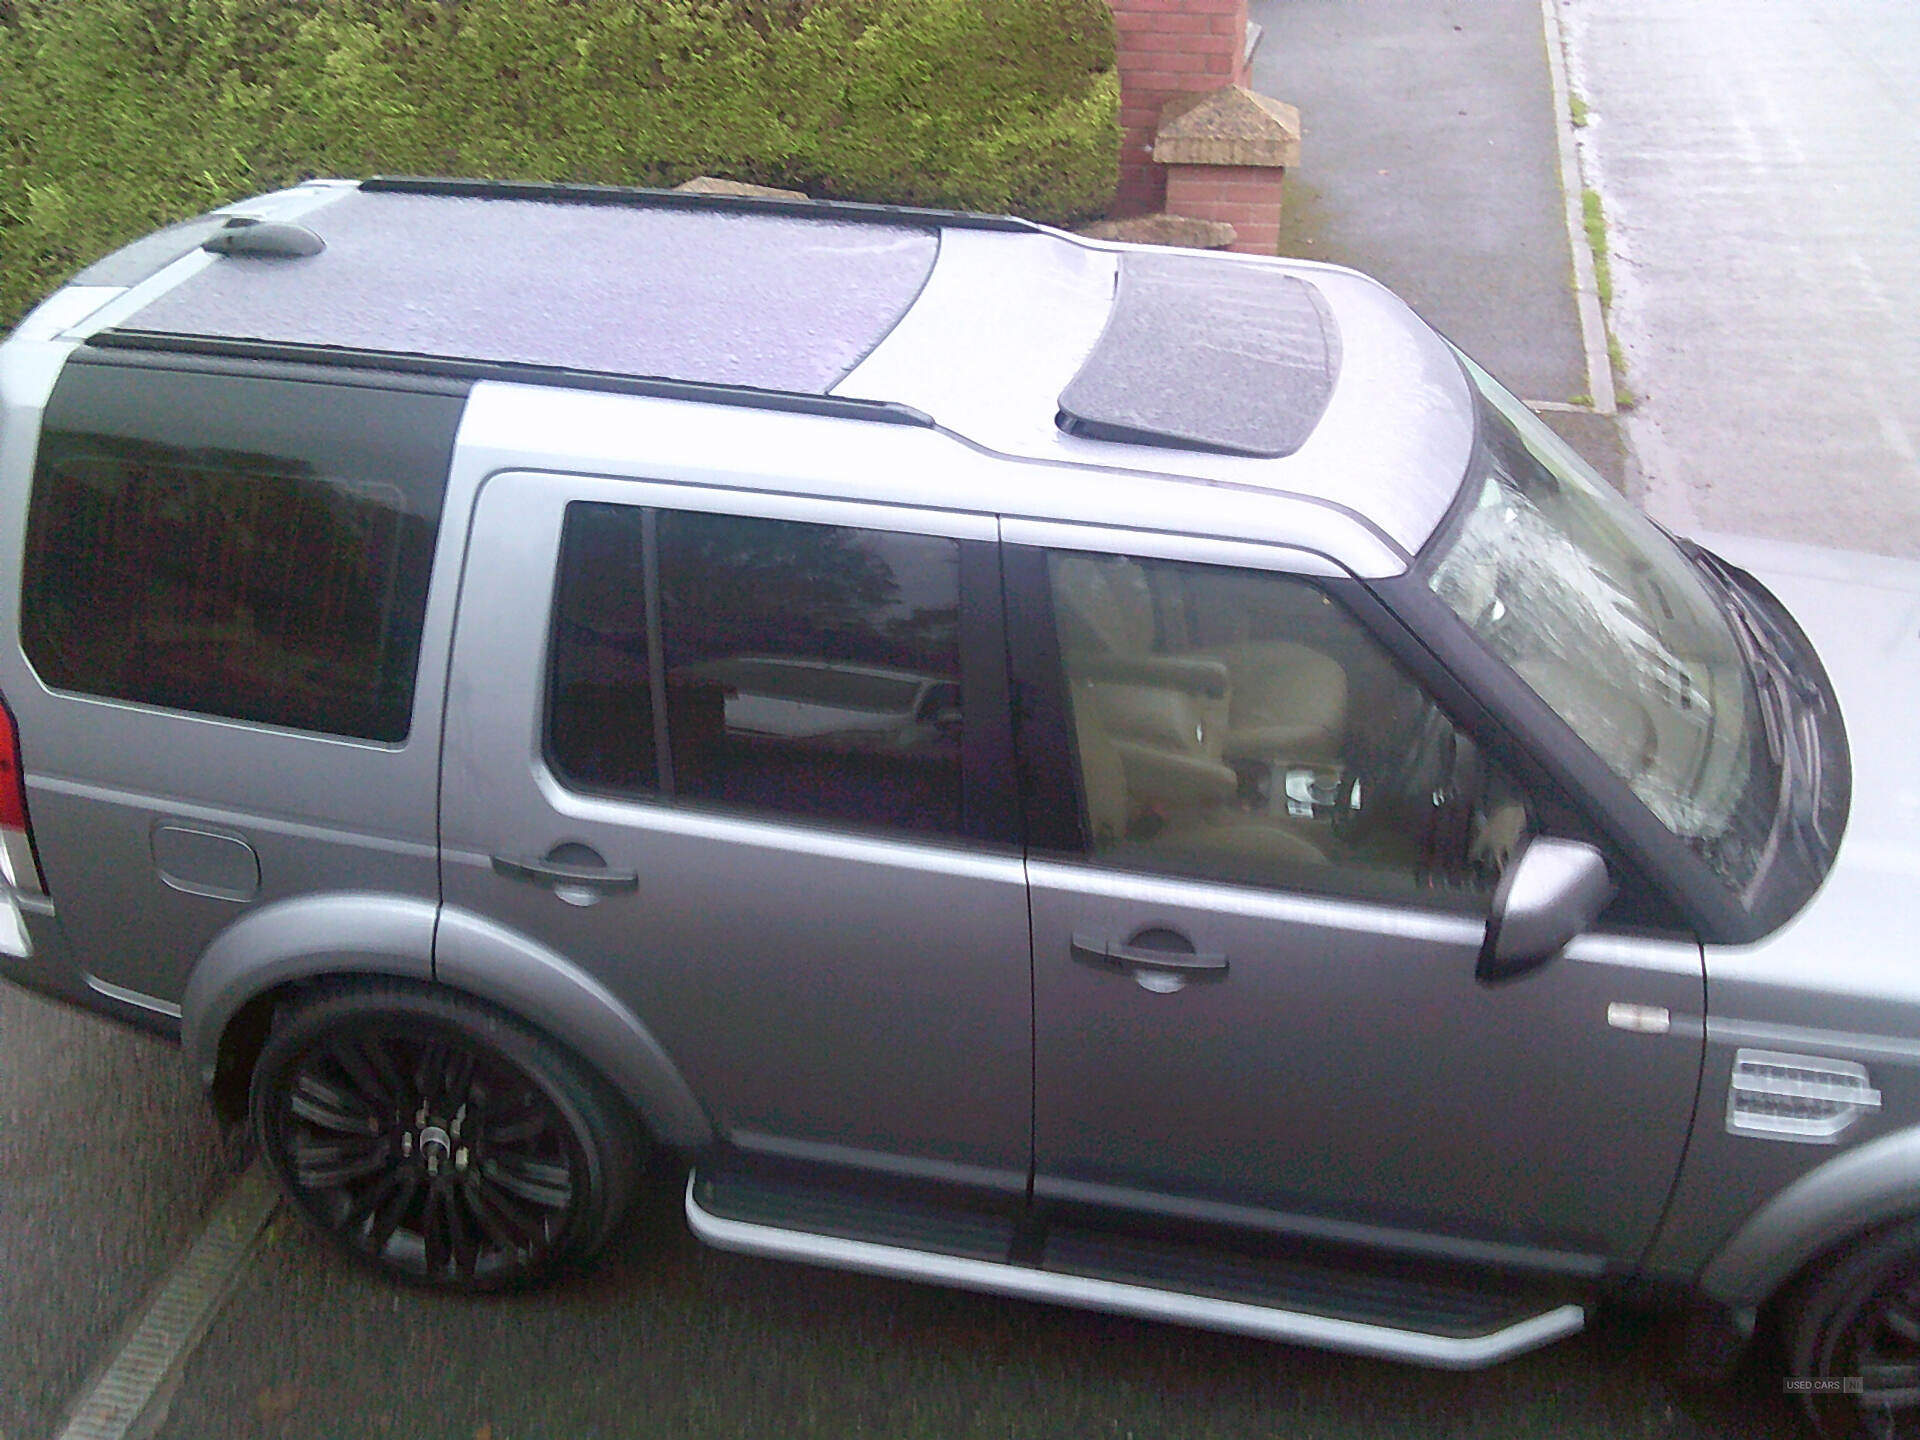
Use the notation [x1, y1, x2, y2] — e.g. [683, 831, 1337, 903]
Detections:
[1428, 359, 1773, 890]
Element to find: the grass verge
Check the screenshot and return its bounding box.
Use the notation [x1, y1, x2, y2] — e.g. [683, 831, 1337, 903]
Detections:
[1581, 187, 1613, 309]
[1577, 184, 1635, 407]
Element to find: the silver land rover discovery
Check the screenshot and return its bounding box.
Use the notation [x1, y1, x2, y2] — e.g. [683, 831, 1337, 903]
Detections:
[1, 178, 1915, 1438]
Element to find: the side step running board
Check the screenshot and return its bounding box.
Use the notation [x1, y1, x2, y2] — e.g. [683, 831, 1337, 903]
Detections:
[684, 1173, 1584, 1370]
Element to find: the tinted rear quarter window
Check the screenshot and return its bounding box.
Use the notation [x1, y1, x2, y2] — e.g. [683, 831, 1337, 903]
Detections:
[21, 359, 464, 742]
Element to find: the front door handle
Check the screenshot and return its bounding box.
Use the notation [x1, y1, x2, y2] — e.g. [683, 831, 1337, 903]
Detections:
[1071, 933, 1228, 974]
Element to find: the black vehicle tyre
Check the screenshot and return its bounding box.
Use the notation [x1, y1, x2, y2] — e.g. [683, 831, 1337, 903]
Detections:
[1787, 1220, 1920, 1439]
[250, 981, 644, 1293]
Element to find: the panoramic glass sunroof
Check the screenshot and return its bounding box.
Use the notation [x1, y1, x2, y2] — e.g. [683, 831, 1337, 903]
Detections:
[128, 189, 941, 394]
[1057, 251, 1341, 458]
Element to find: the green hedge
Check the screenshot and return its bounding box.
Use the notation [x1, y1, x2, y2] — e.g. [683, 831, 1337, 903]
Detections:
[0, 0, 1118, 328]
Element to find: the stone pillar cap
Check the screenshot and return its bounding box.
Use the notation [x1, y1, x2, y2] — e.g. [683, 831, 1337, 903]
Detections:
[1153, 86, 1302, 169]
[1076, 214, 1239, 250]
[674, 176, 810, 200]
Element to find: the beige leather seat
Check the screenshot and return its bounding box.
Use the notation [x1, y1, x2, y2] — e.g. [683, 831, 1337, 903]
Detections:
[1053, 557, 1239, 813]
[1068, 674, 1329, 868]
[1053, 557, 1332, 873]
[1069, 678, 1130, 845]
[1052, 555, 1348, 782]
[1198, 640, 1348, 764]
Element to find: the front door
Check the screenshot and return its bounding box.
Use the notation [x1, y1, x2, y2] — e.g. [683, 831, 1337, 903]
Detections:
[441, 471, 1031, 1188]
[1014, 542, 1705, 1265]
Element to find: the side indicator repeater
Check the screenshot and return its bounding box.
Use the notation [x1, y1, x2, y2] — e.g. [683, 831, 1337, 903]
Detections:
[1606, 1003, 1671, 1035]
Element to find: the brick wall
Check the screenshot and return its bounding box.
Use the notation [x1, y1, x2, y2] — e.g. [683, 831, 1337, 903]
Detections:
[1109, 0, 1251, 215]
[1165, 163, 1284, 255]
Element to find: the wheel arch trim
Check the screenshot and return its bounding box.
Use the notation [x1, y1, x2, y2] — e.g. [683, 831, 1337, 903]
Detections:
[1698, 1123, 1920, 1309]
[180, 892, 713, 1149]
[433, 904, 711, 1147]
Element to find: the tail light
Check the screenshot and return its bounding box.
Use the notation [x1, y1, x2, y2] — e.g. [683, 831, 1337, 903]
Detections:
[0, 694, 44, 894]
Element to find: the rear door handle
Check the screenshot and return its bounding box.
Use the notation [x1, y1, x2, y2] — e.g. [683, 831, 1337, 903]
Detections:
[491, 854, 639, 895]
[1071, 934, 1228, 974]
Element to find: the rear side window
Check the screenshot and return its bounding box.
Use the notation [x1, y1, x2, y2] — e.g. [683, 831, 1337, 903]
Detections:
[546, 502, 967, 837]
[659, 510, 963, 834]
[21, 360, 464, 742]
[547, 503, 657, 793]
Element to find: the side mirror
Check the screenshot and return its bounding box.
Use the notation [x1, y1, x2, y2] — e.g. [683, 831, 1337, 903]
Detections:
[1476, 838, 1615, 984]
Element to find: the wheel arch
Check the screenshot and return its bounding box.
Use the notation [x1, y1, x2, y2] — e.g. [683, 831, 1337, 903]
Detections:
[1699, 1123, 1920, 1313]
[432, 904, 712, 1148]
[181, 893, 713, 1149]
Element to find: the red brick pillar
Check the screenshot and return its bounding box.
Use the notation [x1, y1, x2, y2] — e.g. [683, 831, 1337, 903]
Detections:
[1107, 0, 1251, 216]
[1156, 87, 1300, 255]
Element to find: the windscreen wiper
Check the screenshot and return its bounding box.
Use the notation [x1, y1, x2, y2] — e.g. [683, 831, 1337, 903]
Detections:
[1679, 542, 1818, 695]
[1673, 539, 1808, 771]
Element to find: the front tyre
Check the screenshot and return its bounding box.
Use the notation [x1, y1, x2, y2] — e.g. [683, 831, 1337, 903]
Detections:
[1788, 1221, 1920, 1439]
[251, 983, 642, 1292]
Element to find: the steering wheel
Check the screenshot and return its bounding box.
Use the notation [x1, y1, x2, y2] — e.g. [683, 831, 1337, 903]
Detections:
[1330, 700, 1459, 846]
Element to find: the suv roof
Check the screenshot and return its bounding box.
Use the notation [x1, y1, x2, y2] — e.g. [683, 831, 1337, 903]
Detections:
[57, 177, 1477, 563]
[128, 182, 945, 395]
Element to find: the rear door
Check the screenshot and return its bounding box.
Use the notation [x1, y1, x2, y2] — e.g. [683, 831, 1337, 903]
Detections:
[440, 470, 1032, 1188]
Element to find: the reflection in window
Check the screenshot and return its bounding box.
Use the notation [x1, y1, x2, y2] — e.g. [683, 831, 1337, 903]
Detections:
[547, 504, 657, 793]
[24, 446, 435, 742]
[1050, 553, 1531, 903]
[1430, 363, 1761, 886]
[659, 511, 963, 835]
[22, 367, 456, 743]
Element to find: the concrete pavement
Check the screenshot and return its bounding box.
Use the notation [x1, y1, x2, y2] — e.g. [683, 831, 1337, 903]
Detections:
[1567, 0, 1920, 558]
[1253, 0, 1589, 407]
[1249, 0, 1920, 553]
[147, 1165, 1805, 1440]
[1250, 0, 1628, 486]
[0, 991, 233, 1440]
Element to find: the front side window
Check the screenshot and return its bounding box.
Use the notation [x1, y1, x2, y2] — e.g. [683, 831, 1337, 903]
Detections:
[1428, 359, 1772, 891]
[21, 363, 460, 742]
[1049, 552, 1532, 905]
[546, 503, 966, 837]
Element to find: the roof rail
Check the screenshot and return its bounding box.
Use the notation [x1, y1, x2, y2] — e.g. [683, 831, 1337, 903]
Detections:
[360, 175, 1045, 235]
[85, 331, 938, 429]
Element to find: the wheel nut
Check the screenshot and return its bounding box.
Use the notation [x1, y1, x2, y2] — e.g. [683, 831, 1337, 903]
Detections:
[419, 1125, 452, 1176]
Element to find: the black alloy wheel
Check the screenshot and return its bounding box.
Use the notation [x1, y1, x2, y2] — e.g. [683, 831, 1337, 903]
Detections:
[251, 983, 641, 1292]
[1790, 1222, 1920, 1439]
